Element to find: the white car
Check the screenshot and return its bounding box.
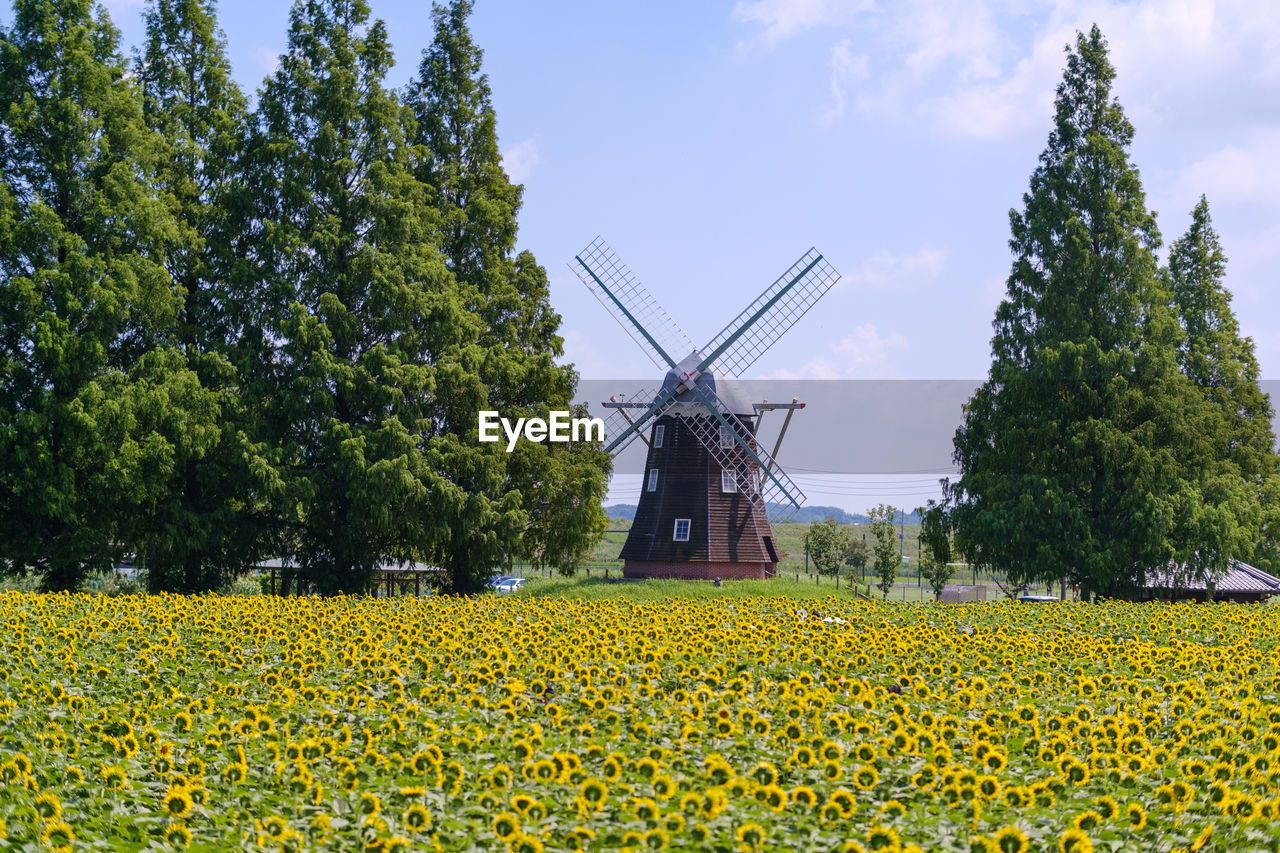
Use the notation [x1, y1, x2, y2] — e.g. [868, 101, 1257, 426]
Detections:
[493, 577, 526, 593]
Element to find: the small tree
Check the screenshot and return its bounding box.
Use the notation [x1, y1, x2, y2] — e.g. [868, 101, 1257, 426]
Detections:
[868, 504, 899, 599]
[844, 537, 870, 575]
[804, 518, 854, 577]
[918, 503, 954, 600]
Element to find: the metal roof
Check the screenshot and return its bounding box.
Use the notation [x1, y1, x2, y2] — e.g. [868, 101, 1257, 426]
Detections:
[1146, 559, 1280, 594]
[253, 557, 441, 573]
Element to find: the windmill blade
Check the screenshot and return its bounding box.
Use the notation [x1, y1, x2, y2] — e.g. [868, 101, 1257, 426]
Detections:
[698, 248, 841, 377]
[602, 384, 682, 454]
[600, 387, 664, 455]
[681, 382, 807, 512]
[571, 237, 695, 371]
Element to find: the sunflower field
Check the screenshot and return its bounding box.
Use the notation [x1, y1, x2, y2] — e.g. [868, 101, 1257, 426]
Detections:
[2, 592, 1279, 852]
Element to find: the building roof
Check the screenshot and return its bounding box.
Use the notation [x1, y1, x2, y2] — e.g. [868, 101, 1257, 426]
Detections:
[254, 557, 442, 573]
[1146, 559, 1280, 595]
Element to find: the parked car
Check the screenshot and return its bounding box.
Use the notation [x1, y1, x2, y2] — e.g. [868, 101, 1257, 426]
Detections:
[493, 577, 526, 594]
[1017, 594, 1059, 603]
[113, 556, 141, 579]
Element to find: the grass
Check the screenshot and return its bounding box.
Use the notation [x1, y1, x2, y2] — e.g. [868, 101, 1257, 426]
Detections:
[535, 516, 953, 603]
[591, 518, 926, 573]
[507, 573, 959, 603]
[505, 573, 876, 602]
[589, 518, 633, 563]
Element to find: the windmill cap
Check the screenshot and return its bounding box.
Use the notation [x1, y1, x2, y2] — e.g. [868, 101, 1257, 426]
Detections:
[657, 363, 755, 416]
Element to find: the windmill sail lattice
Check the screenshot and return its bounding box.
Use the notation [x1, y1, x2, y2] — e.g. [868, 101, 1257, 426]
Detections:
[600, 385, 805, 510]
[680, 384, 807, 511]
[572, 237, 693, 371]
[699, 248, 841, 377]
[599, 386, 661, 455]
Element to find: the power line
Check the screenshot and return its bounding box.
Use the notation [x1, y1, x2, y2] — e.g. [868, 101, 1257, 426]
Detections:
[785, 465, 960, 476]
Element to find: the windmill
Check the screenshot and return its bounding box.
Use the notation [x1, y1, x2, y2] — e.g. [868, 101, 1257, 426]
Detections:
[571, 237, 841, 579]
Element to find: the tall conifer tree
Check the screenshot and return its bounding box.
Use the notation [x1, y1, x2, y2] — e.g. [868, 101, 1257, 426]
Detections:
[949, 27, 1256, 597]
[0, 0, 216, 589]
[237, 0, 502, 594]
[406, 1, 608, 589]
[134, 0, 270, 591]
[138, 0, 246, 354]
[1166, 197, 1280, 573]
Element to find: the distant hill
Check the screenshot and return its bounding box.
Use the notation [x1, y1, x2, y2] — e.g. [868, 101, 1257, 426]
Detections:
[767, 504, 870, 524]
[604, 503, 920, 525]
[771, 505, 923, 524]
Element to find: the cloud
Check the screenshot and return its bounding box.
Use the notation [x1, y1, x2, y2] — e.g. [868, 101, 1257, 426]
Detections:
[256, 46, 282, 76]
[559, 328, 653, 379]
[731, 0, 872, 48]
[733, 0, 1280, 141]
[821, 38, 869, 124]
[840, 247, 947, 291]
[1235, 222, 1280, 262]
[918, 1, 1277, 137]
[920, 47, 1058, 139]
[770, 323, 908, 378]
[924, 2, 1280, 138]
[897, 0, 1000, 82]
[914, 11, 1098, 139]
[833, 323, 908, 364]
[1170, 131, 1280, 206]
[501, 138, 541, 184]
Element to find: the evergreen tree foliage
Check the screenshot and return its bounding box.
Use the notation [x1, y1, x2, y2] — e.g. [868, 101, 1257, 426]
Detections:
[138, 0, 246, 353]
[405, 0, 608, 591]
[134, 0, 270, 591]
[504, 415, 610, 579]
[235, 0, 489, 594]
[949, 27, 1259, 598]
[1166, 197, 1280, 573]
[0, 0, 216, 590]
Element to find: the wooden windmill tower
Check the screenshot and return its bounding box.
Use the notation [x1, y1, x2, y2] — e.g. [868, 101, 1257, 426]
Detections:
[571, 238, 841, 579]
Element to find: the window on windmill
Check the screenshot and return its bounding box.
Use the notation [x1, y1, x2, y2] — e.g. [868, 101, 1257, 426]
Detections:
[653, 424, 665, 448]
[721, 470, 736, 493]
[647, 469, 659, 492]
[719, 424, 733, 450]
[673, 518, 691, 542]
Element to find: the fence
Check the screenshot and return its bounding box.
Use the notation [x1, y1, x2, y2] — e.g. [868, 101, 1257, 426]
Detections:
[506, 560, 1007, 590]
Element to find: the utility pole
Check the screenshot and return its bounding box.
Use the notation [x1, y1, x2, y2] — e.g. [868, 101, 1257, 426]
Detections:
[898, 508, 904, 559]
